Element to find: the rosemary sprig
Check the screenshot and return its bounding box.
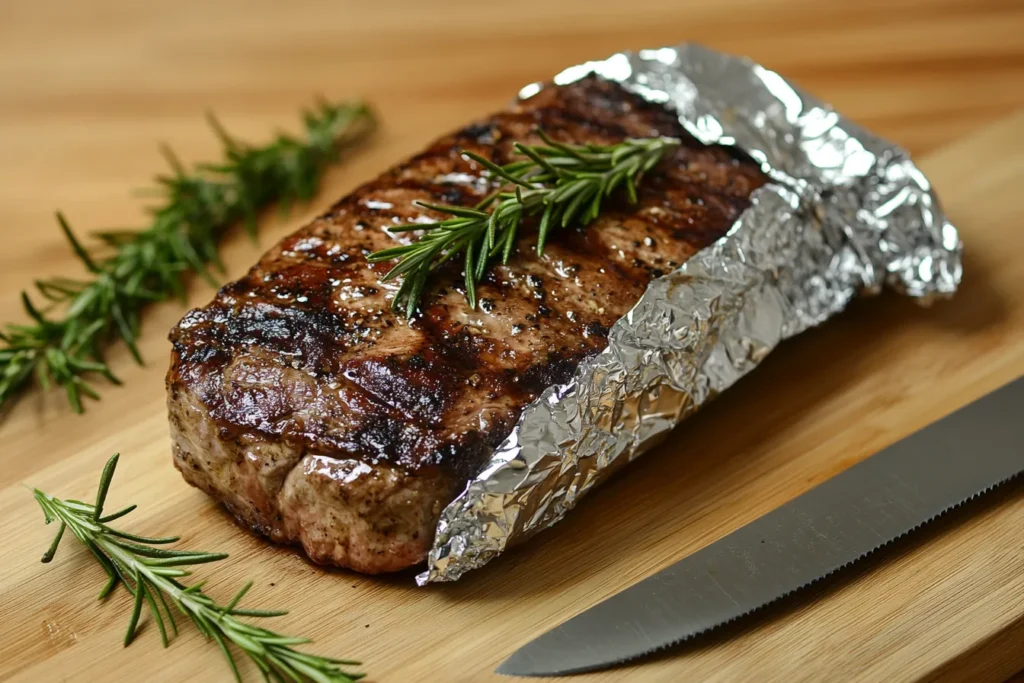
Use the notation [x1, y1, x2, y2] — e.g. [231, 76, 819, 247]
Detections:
[367, 131, 680, 316]
[32, 454, 364, 683]
[0, 100, 375, 414]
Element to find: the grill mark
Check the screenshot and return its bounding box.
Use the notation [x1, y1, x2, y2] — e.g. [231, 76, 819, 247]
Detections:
[530, 107, 634, 142]
[341, 356, 457, 428]
[381, 177, 490, 202]
[516, 351, 594, 397]
[454, 121, 498, 144]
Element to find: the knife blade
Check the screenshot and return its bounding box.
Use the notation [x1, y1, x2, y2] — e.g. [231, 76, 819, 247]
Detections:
[497, 375, 1024, 677]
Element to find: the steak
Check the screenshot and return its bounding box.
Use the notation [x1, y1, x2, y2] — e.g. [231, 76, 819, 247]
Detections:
[167, 77, 767, 573]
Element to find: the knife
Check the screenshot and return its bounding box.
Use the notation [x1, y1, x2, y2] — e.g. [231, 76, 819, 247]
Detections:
[497, 375, 1024, 677]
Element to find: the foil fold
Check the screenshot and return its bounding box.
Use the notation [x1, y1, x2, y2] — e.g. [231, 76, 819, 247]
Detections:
[417, 43, 962, 585]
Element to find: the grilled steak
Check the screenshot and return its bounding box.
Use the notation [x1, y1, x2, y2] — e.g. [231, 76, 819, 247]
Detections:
[167, 77, 767, 573]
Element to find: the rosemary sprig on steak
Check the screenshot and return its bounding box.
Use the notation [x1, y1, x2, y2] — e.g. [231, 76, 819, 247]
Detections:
[32, 453, 364, 683]
[367, 131, 680, 316]
[0, 100, 375, 414]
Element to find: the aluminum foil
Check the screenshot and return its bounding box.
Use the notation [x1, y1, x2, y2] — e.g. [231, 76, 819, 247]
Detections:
[416, 43, 962, 585]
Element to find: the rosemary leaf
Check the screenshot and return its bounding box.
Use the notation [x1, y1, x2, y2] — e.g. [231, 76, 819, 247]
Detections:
[367, 132, 679, 315]
[1, 100, 375, 414]
[32, 454, 363, 683]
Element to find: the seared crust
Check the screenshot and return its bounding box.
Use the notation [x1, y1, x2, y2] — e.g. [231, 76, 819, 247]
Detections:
[167, 77, 767, 573]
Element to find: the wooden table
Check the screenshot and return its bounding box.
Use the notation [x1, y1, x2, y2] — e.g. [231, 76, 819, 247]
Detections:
[2, 1, 1023, 681]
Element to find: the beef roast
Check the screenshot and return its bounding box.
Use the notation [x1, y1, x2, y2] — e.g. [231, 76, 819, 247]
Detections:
[167, 77, 767, 573]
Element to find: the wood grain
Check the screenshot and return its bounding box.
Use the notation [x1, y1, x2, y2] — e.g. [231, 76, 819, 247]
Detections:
[1, 2, 1023, 681]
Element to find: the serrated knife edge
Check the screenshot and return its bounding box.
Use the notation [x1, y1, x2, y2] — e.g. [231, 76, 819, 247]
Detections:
[497, 375, 1024, 677]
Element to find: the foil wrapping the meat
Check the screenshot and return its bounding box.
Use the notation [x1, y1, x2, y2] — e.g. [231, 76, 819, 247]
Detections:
[416, 43, 962, 585]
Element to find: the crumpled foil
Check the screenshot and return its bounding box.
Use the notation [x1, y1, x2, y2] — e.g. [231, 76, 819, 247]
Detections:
[416, 43, 962, 585]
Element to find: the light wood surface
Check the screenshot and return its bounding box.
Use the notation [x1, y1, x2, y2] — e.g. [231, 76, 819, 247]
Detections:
[1, 2, 1024, 682]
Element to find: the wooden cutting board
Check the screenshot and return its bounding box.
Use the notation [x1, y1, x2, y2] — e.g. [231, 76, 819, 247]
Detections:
[1, 111, 1023, 682]
[2, 1, 1024, 678]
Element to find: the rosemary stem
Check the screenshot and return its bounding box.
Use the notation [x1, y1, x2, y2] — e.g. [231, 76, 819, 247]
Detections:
[368, 133, 680, 315]
[2, 100, 375, 414]
[32, 454, 363, 683]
